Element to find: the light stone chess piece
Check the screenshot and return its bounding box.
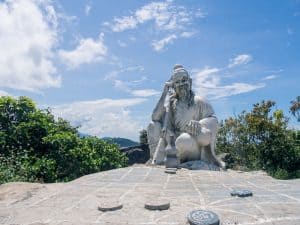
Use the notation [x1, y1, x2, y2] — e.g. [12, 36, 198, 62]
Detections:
[147, 65, 225, 169]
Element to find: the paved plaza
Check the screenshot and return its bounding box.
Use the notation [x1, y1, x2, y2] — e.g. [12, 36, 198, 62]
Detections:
[0, 165, 300, 225]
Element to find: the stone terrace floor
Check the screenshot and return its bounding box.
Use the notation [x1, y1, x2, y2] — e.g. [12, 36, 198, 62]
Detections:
[0, 165, 300, 225]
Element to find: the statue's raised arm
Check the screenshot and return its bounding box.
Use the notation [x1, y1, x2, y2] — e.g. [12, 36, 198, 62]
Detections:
[147, 65, 225, 169]
[151, 81, 172, 122]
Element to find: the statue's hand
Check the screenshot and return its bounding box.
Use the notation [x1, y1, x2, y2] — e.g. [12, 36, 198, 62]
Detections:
[164, 82, 176, 99]
[164, 81, 173, 91]
[185, 120, 201, 136]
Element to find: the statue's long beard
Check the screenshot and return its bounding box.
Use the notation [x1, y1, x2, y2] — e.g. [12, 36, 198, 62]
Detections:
[172, 86, 194, 111]
[177, 86, 190, 100]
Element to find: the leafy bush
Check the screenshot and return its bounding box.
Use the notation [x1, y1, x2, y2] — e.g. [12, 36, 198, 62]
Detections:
[0, 96, 128, 184]
[216, 100, 300, 179]
[139, 129, 148, 145]
[271, 168, 289, 180]
[290, 96, 300, 122]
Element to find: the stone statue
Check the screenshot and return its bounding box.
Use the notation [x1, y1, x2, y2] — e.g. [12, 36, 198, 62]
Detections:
[147, 65, 225, 169]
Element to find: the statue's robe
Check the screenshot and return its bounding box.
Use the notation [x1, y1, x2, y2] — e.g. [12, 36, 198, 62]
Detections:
[147, 92, 224, 168]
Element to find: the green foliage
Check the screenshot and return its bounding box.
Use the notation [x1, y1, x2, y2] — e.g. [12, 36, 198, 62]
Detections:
[139, 129, 148, 145]
[290, 96, 300, 122]
[271, 168, 289, 180]
[0, 96, 128, 184]
[217, 100, 300, 179]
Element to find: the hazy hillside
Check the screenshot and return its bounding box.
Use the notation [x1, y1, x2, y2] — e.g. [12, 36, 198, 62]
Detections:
[102, 137, 139, 148]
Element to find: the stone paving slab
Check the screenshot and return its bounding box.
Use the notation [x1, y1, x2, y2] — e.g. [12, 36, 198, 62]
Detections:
[0, 165, 300, 225]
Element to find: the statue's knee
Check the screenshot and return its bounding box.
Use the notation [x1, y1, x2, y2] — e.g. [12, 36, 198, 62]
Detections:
[197, 128, 212, 146]
[199, 117, 218, 127]
[175, 133, 196, 150]
[176, 133, 201, 162]
[199, 117, 218, 137]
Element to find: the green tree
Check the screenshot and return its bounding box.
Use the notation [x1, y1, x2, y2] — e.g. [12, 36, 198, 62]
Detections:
[290, 96, 300, 122]
[217, 100, 300, 179]
[139, 129, 148, 145]
[0, 96, 128, 184]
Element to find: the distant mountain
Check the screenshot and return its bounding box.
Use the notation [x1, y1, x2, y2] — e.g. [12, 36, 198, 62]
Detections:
[102, 137, 139, 148]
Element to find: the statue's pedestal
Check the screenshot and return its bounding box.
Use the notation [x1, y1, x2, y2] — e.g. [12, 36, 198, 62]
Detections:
[165, 155, 179, 168]
[165, 137, 179, 168]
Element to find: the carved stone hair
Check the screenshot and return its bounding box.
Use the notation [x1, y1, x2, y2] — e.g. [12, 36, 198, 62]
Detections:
[171, 64, 190, 80]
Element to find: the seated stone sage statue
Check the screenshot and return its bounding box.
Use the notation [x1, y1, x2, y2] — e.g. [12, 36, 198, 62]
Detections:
[147, 65, 225, 169]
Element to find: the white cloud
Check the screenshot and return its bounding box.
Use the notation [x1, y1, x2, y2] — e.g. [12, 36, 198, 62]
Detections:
[0, 90, 10, 96]
[117, 40, 127, 47]
[105, 67, 158, 97]
[131, 89, 160, 97]
[58, 33, 107, 69]
[0, 0, 61, 92]
[129, 36, 137, 42]
[51, 98, 147, 140]
[85, 3, 91, 16]
[106, 1, 196, 32]
[104, 1, 202, 51]
[193, 67, 265, 99]
[113, 79, 131, 92]
[110, 80, 160, 98]
[195, 8, 206, 18]
[262, 75, 278, 80]
[130, 76, 147, 84]
[104, 66, 144, 80]
[180, 31, 197, 38]
[110, 16, 138, 32]
[152, 34, 177, 51]
[228, 54, 252, 68]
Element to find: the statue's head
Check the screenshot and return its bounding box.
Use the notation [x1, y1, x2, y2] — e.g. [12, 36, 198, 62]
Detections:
[171, 65, 192, 100]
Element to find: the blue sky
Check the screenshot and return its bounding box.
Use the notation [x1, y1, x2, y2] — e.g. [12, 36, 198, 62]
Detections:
[0, 0, 299, 140]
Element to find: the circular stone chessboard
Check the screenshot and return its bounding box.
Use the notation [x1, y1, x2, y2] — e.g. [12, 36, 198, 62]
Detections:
[98, 201, 123, 212]
[230, 189, 253, 197]
[165, 168, 177, 174]
[144, 199, 170, 210]
[187, 210, 220, 225]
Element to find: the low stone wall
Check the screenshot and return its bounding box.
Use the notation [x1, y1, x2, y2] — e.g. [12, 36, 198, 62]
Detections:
[120, 144, 150, 165]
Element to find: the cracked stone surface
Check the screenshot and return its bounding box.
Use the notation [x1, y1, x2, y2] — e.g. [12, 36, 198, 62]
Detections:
[0, 165, 299, 225]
